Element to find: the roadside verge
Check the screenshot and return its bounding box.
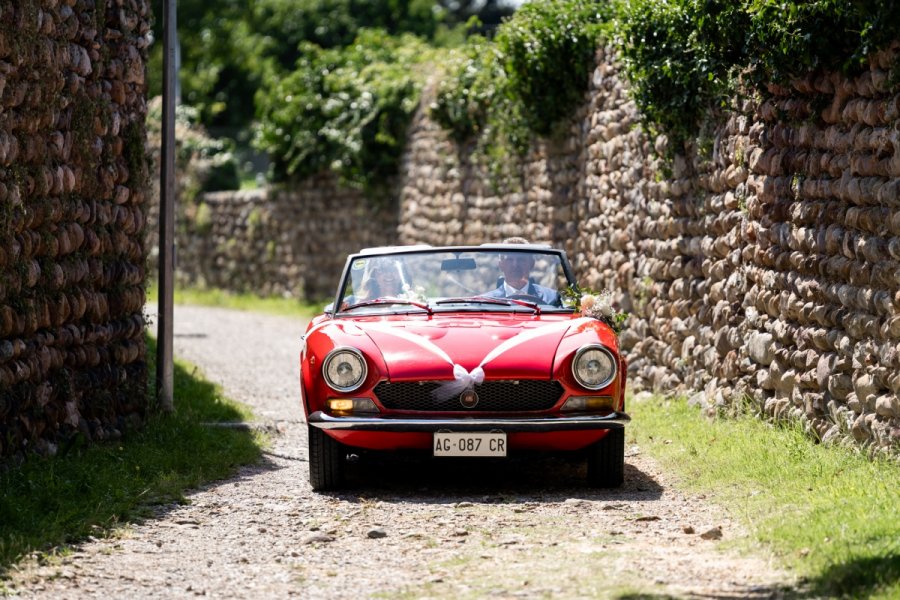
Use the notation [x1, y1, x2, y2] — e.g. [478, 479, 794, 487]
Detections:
[631, 394, 900, 599]
[0, 336, 264, 580]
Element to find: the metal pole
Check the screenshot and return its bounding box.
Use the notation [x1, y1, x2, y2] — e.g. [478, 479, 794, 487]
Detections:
[157, 0, 176, 412]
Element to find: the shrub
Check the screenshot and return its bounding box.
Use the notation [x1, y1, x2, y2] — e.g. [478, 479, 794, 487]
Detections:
[495, 0, 611, 135]
[435, 0, 900, 157]
[148, 0, 445, 129]
[616, 0, 750, 145]
[430, 37, 505, 143]
[618, 0, 900, 149]
[254, 30, 435, 193]
[434, 0, 610, 141]
[432, 39, 531, 186]
[146, 98, 240, 201]
[431, 0, 609, 182]
[744, 0, 900, 83]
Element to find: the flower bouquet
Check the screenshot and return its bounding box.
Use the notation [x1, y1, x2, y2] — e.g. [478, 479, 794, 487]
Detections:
[399, 283, 428, 304]
[562, 285, 627, 333]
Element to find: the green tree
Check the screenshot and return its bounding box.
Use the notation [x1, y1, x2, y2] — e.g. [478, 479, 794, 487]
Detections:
[149, 0, 444, 129]
[254, 30, 436, 192]
[438, 0, 516, 30]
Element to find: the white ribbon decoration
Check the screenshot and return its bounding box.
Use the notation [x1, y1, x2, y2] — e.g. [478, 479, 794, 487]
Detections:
[363, 322, 455, 366]
[431, 364, 485, 402]
[429, 319, 593, 402]
[476, 317, 592, 367]
[306, 317, 596, 404]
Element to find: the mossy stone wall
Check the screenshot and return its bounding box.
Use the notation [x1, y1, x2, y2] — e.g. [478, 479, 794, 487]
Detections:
[0, 0, 151, 459]
[397, 44, 900, 451]
[172, 179, 399, 300]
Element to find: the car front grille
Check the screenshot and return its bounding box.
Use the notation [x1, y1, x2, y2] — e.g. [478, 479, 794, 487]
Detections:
[373, 380, 563, 412]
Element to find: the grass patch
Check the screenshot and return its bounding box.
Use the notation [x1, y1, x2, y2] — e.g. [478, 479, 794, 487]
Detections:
[239, 173, 261, 190]
[147, 280, 322, 319]
[0, 336, 263, 577]
[630, 395, 900, 599]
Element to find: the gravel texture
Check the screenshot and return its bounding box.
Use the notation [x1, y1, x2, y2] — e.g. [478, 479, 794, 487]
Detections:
[8, 305, 795, 598]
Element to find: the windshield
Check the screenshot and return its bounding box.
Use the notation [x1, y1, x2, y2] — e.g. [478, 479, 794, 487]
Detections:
[335, 248, 577, 315]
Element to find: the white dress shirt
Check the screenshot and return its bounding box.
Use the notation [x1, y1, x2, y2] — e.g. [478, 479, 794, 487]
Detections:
[503, 281, 531, 296]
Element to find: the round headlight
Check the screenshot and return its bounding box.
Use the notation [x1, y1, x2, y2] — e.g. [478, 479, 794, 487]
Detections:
[572, 345, 617, 390]
[322, 348, 367, 392]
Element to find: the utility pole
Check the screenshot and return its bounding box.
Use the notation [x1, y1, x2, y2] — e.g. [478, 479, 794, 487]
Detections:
[157, 0, 177, 412]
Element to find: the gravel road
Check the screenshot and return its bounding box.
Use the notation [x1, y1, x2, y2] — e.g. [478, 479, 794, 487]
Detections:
[9, 305, 794, 598]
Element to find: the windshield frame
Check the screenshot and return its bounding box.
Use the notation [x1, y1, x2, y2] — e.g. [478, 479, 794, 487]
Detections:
[330, 245, 578, 318]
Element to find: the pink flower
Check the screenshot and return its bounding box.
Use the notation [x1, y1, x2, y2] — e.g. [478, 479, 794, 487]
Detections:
[580, 294, 596, 312]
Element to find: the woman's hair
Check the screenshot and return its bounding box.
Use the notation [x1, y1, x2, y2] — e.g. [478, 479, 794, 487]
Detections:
[359, 258, 408, 299]
[502, 236, 530, 244]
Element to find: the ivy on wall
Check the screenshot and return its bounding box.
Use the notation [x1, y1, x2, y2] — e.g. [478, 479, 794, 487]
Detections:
[495, 0, 610, 137]
[431, 0, 609, 181]
[616, 0, 750, 145]
[249, 0, 900, 191]
[435, 0, 900, 157]
[618, 0, 900, 147]
[743, 0, 900, 82]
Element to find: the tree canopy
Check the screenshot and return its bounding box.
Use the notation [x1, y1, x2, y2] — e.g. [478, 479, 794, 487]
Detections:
[148, 0, 514, 129]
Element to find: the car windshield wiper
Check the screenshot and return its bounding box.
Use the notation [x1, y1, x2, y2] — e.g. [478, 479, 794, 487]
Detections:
[434, 296, 540, 314]
[505, 297, 541, 315]
[435, 296, 512, 307]
[342, 297, 433, 315]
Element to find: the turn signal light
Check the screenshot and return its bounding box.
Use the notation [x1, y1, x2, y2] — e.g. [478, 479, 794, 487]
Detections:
[326, 398, 379, 416]
[561, 396, 616, 413]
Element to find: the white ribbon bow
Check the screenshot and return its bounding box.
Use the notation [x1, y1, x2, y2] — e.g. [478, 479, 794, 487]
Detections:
[431, 364, 484, 402]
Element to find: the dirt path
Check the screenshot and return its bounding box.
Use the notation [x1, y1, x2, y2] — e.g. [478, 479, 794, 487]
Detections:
[8, 306, 793, 598]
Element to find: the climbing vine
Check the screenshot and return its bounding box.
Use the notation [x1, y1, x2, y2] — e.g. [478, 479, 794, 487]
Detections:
[434, 0, 900, 158]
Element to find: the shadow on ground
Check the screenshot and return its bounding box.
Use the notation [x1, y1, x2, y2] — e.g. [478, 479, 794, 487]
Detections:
[325, 451, 662, 503]
[796, 552, 900, 600]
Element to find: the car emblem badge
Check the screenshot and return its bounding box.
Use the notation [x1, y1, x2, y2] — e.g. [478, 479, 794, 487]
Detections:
[459, 389, 479, 409]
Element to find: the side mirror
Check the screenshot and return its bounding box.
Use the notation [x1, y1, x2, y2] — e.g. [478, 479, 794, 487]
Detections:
[323, 302, 334, 315]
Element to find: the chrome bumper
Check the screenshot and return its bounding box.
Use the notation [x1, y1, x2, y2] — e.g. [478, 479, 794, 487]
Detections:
[307, 411, 630, 433]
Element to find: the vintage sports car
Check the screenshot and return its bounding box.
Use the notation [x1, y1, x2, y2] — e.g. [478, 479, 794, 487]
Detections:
[299, 244, 629, 490]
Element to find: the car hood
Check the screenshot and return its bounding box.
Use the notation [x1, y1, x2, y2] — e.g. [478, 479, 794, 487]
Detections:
[345, 315, 584, 381]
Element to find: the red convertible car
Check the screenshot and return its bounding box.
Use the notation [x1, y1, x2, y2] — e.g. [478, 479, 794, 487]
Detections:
[299, 244, 629, 490]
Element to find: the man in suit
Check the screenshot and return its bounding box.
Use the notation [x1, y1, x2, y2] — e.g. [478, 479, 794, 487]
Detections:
[483, 237, 562, 306]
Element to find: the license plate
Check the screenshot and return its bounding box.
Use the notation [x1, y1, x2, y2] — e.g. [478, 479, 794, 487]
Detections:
[433, 432, 507, 457]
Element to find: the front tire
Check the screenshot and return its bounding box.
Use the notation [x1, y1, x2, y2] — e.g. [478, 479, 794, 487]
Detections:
[587, 428, 624, 488]
[308, 425, 345, 491]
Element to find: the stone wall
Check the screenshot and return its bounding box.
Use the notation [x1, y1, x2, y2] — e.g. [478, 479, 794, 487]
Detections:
[171, 44, 899, 451]
[397, 45, 900, 451]
[174, 177, 399, 300]
[0, 0, 151, 458]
